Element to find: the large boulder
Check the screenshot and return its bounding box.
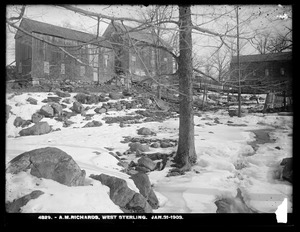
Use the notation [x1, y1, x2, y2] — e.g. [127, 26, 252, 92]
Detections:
[137, 156, 156, 171]
[39, 104, 54, 117]
[6, 147, 86, 186]
[6, 190, 44, 213]
[90, 173, 152, 213]
[130, 173, 159, 209]
[49, 102, 63, 116]
[126, 193, 153, 213]
[280, 157, 292, 183]
[19, 122, 51, 136]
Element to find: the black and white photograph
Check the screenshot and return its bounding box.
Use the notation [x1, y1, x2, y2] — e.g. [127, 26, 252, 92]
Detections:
[5, 4, 293, 227]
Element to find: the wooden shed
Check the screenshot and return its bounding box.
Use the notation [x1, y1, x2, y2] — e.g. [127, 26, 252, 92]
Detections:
[15, 18, 115, 85]
[229, 52, 292, 94]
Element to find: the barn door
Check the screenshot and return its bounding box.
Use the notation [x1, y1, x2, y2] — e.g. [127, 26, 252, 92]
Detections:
[88, 45, 99, 83]
[93, 67, 98, 82]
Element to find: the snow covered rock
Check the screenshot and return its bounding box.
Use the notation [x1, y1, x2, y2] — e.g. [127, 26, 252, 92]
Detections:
[109, 92, 123, 100]
[13, 117, 31, 128]
[86, 94, 99, 104]
[74, 93, 89, 104]
[130, 173, 159, 209]
[137, 157, 156, 171]
[82, 120, 103, 128]
[94, 107, 107, 114]
[280, 157, 293, 183]
[215, 188, 257, 213]
[137, 127, 155, 136]
[62, 98, 71, 104]
[19, 122, 51, 136]
[55, 90, 71, 98]
[39, 104, 54, 117]
[6, 105, 12, 122]
[6, 190, 44, 213]
[49, 102, 63, 116]
[153, 98, 170, 111]
[151, 142, 160, 148]
[90, 173, 152, 213]
[26, 97, 38, 105]
[47, 96, 61, 103]
[6, 147, 86, 186]
[31, 113, 44, 123]
[160, 141, 173, 148]
[129, 142, 150, 153]
[72, 101, 84, 114]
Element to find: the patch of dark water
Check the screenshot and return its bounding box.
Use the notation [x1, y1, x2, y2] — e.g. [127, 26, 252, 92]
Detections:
[247, 128, 276, 152]
[215, 188, 258, 213]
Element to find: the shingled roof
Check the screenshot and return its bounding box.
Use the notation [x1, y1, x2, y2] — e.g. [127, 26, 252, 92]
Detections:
[231, 52, 292, 63]
[16, 18, 111, 48]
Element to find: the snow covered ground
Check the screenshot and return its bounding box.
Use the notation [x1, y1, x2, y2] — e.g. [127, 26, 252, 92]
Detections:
[5, 92, 293, 213]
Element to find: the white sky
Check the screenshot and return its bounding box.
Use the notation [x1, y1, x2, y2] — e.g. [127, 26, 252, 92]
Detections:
[6, 5, 292, 66]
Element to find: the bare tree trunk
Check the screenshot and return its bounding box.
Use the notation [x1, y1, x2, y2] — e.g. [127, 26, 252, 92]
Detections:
[202, 85, 206, 109]
[174, 5, 197, 170]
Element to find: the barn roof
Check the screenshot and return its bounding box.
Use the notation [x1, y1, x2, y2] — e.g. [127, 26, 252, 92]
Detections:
[16, 18, 112, 48]
[105, 21, 172, 49]
[231, 52, 292, 63]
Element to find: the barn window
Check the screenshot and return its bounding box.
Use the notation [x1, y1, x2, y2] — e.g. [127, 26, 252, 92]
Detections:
[131, 55, 136, 73]
[61, 64, 65, 75]
[44, 61, 49, 74]
[280, 67, 285, 75]
[151, 50, 155, 67]
[164, 57, 168, 62]
[104, 54, 109, 68]
[18, 62, 22, 74]
[80, 66, 85, 76]
[265, 69, 269, 76]
[131, 55, 136, 62]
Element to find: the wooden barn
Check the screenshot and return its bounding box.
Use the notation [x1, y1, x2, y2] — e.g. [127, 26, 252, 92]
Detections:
[102, 21, 174, 82]
[229, 52, 292, 94]
[15, 18, 115, 85]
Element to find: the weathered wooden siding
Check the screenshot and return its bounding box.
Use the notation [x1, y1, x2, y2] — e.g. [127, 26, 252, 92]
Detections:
[98, 47, 115, 83]
[104, 23, 174, 77]
[30, 32, 115, 83]
[230, 59, 292, 94]
[15, 31, 32, 78]
[128, 46, 173, 77]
